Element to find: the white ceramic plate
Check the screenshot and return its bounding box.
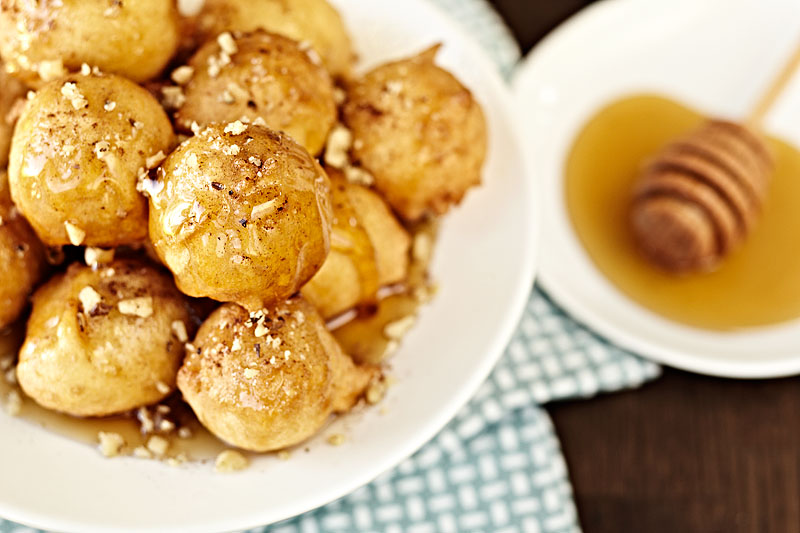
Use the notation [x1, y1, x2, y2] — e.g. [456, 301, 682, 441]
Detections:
[0, 1, 537, 532]
[514, 0, 800, 378]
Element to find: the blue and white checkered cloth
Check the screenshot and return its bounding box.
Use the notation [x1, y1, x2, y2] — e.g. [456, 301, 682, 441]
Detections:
[0, 2, 661, 532]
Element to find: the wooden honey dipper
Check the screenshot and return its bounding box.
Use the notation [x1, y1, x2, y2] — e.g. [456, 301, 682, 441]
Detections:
[630, 40, 800, 273]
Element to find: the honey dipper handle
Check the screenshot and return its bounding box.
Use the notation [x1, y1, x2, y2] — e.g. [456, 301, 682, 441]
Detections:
[748, 38, 800, 129]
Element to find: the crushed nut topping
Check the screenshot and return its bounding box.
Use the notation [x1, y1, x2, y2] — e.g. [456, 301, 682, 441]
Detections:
[161, 86, 186, 110]
[243, 368, 258, 379]
[222, 144, 240, 156]
[37, 59, 66, 82]
[155, 381, 171, 395]
[80, 63, 92, 76]
[171, 320, 188, 343]
[217, 32, 238, 56]
[344, 165, 375, 186]
[146, 435, 169, 456]
[118, 296, 154, 318]
[215, 449, 248, 473]
[61, 82, 88, 110]
[104, 100, 116, 112]
[324, 124, 353, 169]
[170, 65, 194, 85]
[85, 247, 115, 268]
[64, 221, 86, 246]
[224, 120, 247, 135]
[133, 446, 152, 459]
[78, 286, 102, 314]
[98, 431, 125, 457]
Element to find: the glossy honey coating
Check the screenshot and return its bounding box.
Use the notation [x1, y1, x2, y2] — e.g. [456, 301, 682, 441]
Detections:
[148, 122, 332, 311]
[0, 64, 27, 168]
[0, 0, 180, 86]
[194, 0, 354, 79]
[8, 72, 175, 247]
[0, 170, 45, 328]
[343, 45, 487, 222]
[302, 168, 411, 319]
[16, 259, 192, 417]
[175, 30, 336, 156]
[177, 297, 375, 452]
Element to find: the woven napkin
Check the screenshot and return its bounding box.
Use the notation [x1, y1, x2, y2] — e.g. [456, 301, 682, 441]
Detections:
[0, 1, 660, 532]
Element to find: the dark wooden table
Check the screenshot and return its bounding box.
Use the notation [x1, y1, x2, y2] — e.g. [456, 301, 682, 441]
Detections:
[487, 1, 800, 532]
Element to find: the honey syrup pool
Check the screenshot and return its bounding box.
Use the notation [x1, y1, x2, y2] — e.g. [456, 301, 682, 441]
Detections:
[566, 94, 800, 330]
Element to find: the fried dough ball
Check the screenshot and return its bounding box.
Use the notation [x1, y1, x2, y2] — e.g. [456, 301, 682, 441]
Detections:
[175, 30, 336, 156]
[177, 297, 375, 452]
[16, 259, 192, 417]
[8, 72, 174, 247]
[148, 122, 332, 311]
[195, 0, 354, 79]
[0, 0, 180, 86]
[0, 171, 45, 328]
[342, 45, 487, 221]
[0, 65, 26, 168]
[302, 168, 411, 319]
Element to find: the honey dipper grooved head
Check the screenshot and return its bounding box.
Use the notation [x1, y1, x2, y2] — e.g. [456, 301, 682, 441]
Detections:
[630, 120, 772, 273]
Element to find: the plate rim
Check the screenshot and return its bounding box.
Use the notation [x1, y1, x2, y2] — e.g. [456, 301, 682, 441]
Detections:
[0, 0, 540, 531]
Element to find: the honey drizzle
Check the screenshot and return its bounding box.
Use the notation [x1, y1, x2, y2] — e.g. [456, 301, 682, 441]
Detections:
[566, 94, 800, 330]
[0, 221, 437, 461]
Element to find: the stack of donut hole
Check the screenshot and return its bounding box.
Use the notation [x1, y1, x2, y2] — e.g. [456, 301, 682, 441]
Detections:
[0, 0, 488, 455]
[631, 120, 772, 273]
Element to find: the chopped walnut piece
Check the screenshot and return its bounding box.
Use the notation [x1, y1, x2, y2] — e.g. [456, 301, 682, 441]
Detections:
[104, 100, 116, 112]
[171, 320, 188, 343]
[224, 120, 247, 135]
[344, 165, 375, 186]
[80, 63, 92, 76]
[215, 449, 248, 473]
[118, 297, 154, 318]
[61, 82, 88, 110]
[324, 124, 353, 169]
[217, 32, 238, 56]
[64, 221, 86, 246]
[133, 446, 152, 459]
[155, 381, 171, 395]
[78, 286, 102, 314]
[38, 59, 66, 82]
[146, 435, 169, 456]
[98, 431, 125, 457]
[171, 65, 194, 85]
[366, 379, 388, 405]
[243, 368, 258, 379]
[85, 247, 115, 268]
[161, 86, 186, 110]
[177, 427, 192, 439]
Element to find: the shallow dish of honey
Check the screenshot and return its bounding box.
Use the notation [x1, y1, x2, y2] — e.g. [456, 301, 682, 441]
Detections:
[514, 0, 800, 377]
[0, 1, 537, 532]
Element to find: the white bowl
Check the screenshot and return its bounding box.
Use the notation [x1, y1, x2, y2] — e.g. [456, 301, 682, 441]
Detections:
[514, 0, 800, 378]
[0, 1, 538, 531]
